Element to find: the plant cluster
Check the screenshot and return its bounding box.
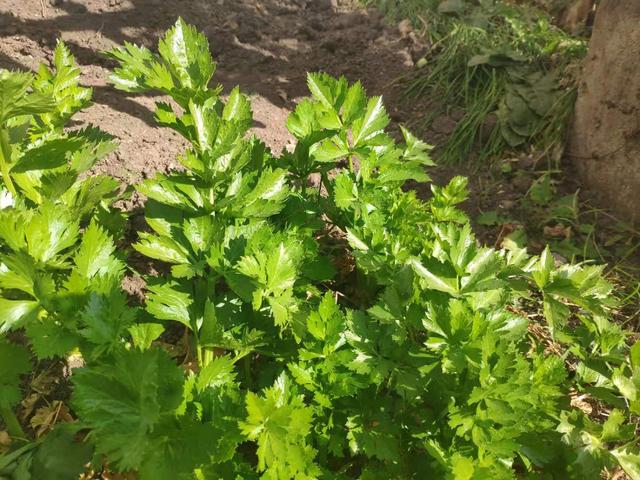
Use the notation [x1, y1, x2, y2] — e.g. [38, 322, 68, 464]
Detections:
[366, 0, 586, 164]
[1, 19, 639, 480]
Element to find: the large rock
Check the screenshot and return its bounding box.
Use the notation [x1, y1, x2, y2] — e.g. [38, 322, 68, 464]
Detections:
[567, 0, 640, 223]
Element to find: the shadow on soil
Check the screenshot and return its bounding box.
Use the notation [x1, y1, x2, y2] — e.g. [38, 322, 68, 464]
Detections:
[0, 0, 403, 126]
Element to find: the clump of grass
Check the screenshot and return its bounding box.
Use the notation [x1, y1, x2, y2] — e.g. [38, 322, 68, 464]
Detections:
[366, 0, 587, 165]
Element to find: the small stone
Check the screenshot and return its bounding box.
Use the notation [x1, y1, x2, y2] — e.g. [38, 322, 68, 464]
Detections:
[298, 25, 316, 40]
[398, 19, 413, 37]
[236, 28, 260, 44]
[511, 174, 533, 192]
[321, 39, 339, 53]
[517, 154, 536, 170]
[277, 89, 288, 102]
[398, 49, 414, 68]
[500, 199, 516, 210]
[450, 108, 466, 121]
[431, 115, 457, 135]
[279, 38, 299, 50]
[68, 2, 88, 13]
[49, 0, 63, 6]
[544, 224, 572, 239]
[552, 252, 568, 265]
[64, 352, 85, 376]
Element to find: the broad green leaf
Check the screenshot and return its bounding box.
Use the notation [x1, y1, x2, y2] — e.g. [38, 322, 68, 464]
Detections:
[31, 427, 94, 480]
[311, 138, 349, 163]
[146, 282, 193, 328]
[134, 232, 190, 264]
[106, 42, 158, 92]
[345, 228, 369, 252]
[266, 243, 297, 293]
[157, 18, 216, 93]
[334, 173, 357, 210]
[239, 373, 319, 478]
[25, 319, 80, 360]
[307, 72, 336, 110]
[223, 86, 252, 130]
[306, 293, 343, 342]
[0, 338, 31, 407]
[352, 96, 389, 146]
[129, 323, 165, 351]
[341, 81, 366, 125]
[73, 221, 122, 279]
[409, 257, 458, 295]
[197, 355, 236, 391]
[32, 40, 93, 129]
[400, 125, 435, 165]
[0, 298, 40, 333]
[79, 292, 137, 353]
[25, 202, 79, 264]
[0, 70, 55, 122]
[612, 447, 640, 480]
[72, 348, 185, 471]
[188, 99, 217, 152]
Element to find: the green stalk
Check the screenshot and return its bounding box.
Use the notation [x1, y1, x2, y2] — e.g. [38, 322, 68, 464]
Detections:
[1, 404, 25, 439]
[196, 343, 203, 366]
[202, 348, 214, 367]
[0, 128, 16, 196]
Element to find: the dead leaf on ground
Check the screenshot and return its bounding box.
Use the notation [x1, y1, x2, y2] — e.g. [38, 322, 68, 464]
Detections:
[30, 400, 74, 438]
[543, 223, 572, 239]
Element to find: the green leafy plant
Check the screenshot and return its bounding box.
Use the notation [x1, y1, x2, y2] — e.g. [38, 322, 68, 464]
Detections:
[0, 42, 131, 447]
[1, 19, 638, 480]
[0, 42, 118, 207]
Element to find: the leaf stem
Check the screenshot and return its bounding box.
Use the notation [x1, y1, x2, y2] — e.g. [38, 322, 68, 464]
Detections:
[0, 404, 26, 439]
[0, 128, 16, 196]
[202, 348, 214, 367]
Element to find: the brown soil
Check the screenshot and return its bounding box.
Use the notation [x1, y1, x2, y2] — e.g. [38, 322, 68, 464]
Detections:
[0, 0, 419, 185]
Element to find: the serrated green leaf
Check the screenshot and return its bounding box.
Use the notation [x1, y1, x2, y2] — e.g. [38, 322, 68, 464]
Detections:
[134, 232, 190, 264]
[353, 96, 389, 146]
[31, 427, 94, 480]
[157, 18, 216, 94]
[409, 257, 458, 295]
[197, 355, 236, 391]
[73, 221, 122, 279]
[239, 373, 319, 478]
[72, 348, 185, 471]
[0, 70, 55, 123]
[0, 338, 31, 407]
[0, 298, 40, 333]
[129, 323, 165, 351]
[146, 282, 193, 328]
[223, 86, 252, 130]
[341, 81, 366, 125]
[307, 72, 337, 110]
